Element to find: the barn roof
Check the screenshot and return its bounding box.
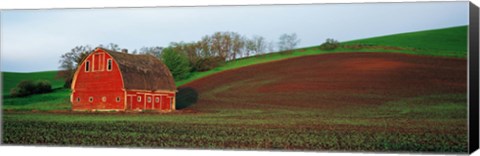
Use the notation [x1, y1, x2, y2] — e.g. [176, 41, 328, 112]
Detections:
[97, 48, 176, 91]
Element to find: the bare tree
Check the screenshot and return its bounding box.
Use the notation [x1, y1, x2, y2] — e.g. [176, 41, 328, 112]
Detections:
[169, 42, 200, 66]
[244, 35, 267, 57]
[277, 33, 300, 51]
[253, 36, 267, 56]
[230, 32, 245, 61]
[58, 45, 93, 88]
[98, 43, 121, 52]
[268, 41, 276, 53]
[198, 35, 213, 58]
[245, 39, 255, 57]
[131, 49, 138, 55]
[139, 46, 163, 58]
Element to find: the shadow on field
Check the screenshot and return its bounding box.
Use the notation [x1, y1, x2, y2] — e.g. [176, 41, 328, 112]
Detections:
[175, 87, 199, 109]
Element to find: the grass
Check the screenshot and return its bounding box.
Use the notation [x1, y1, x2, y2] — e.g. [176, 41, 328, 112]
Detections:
[2, 71, 65, 96]
[343, 26, 468, 58]
[2, 93, 467, 152]
[2, 88, 71, 111]
[1, 26, 469, 152]
[177, 25, 468, 86]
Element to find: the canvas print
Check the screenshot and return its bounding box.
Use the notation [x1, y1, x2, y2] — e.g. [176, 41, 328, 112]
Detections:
[0, 2, 472, 153]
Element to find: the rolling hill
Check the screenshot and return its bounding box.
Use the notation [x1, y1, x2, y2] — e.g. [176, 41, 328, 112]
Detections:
[2, 26, 469, 151]
[2, 71, 65, 96]
[177, 25, 468, 86]
[342, 26, 468, 57]
[1, 25, 468, 110]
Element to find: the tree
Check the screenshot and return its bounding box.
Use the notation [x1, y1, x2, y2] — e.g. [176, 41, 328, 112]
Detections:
[230, 33, 245, 60]
[245, 39, 255, 57]
[253, 36, 267, 57]
[58, 45, 93, 88]
[277, 33, 300, 51]
[198, 35, 213, 58]
[319, 38, 340, 50]
[98, 43, 121, 52]
[10, 80, 52, 97]
[245, 36, 267, 57]
[139, 46, 163, 58]
[161, 47, 191, 81]
[268, 41, 275, 53]
[169, 42, 200, 67]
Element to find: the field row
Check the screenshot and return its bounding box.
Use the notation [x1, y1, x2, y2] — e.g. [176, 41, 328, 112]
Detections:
[3, 119, 467, 152]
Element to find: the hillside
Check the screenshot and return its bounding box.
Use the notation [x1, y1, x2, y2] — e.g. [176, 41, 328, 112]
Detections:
[1, 25, 468, 107]
[177, 25, 468, 86]
[2, 71, 64, 96]
[342, 26, 467, 57]
[2, 28, 469, 151]
[177, 52, 466, 110]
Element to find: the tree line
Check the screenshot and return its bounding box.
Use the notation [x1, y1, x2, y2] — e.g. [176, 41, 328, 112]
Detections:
[58, 32, 301, 87]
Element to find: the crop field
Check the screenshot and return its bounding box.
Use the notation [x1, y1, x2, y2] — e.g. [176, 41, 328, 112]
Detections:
[2, 52, 468, 153]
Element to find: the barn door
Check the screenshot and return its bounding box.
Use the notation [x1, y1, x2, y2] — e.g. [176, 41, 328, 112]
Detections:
[146, 95, 153, 110]
[154, 96, 161, 110]
[161, 96, 170, 111]
[126, 96, 133, 110]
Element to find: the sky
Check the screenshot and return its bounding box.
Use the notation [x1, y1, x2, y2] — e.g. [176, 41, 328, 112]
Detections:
[0, 1, 469, 72]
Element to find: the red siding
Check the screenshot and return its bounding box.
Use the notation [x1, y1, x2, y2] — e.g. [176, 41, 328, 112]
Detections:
[154, 95, 161, 109]
[71, 49, 124, 110]
[126, 90, 175, 111]
[71, 48, 176, 112]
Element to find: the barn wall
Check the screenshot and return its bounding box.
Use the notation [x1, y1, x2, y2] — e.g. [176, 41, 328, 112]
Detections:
[126, 90, 175, 111]
[71, 49, 125, 111]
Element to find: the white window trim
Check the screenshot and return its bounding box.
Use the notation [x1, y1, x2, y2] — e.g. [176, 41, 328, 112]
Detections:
[137, 96, 142, 102]
[89, 97, 93, 103]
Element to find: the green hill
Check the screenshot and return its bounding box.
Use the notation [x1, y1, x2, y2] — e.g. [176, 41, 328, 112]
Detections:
[1, 25, 468, 111]
[342, 26, 468, 57]
[177, 25, 468, 86]
[2, 71, 65, 96]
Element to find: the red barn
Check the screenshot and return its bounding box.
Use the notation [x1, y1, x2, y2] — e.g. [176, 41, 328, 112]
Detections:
[71, 47, 176, 112]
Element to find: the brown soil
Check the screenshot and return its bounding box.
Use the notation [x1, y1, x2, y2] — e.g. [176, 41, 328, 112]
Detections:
[178, 52, 466, 110]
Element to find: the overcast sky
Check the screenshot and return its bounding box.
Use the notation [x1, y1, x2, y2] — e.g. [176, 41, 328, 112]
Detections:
[0, 1, 468, 72]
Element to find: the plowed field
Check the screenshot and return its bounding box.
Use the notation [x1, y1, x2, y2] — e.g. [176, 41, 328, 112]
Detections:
[3, 52, 468, 152]
[179, 52, 466, 111]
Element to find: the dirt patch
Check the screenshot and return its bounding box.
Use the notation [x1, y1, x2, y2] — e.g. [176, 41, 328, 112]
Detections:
[179, 52, 467, 110]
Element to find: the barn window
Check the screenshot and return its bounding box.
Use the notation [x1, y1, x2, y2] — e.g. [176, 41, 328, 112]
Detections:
[116, 97, 121, 102]
[76, 97, 80, 102]
[85, 61, 90, 72]
[102, 96, 107, 102]
[155, 97, 160, 103]
[147, 97, 151, 103]
[107, 59, 112, 71]
[137, 96, 142, 102]
[89, 97, 93, 102]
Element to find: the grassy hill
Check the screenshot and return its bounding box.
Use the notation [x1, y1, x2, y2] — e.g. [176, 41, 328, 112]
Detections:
[2, 26, 469, 151]
[342, 26, 468, 57]
[1, 25, 468, 110]
[177, 25, 468, 86]
[2, 71, 65, 96]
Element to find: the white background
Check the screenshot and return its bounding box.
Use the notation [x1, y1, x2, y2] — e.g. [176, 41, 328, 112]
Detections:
[0, 0, 479, 156]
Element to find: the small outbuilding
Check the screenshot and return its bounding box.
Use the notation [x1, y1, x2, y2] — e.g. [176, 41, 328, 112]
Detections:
[71, 47, 176, 112]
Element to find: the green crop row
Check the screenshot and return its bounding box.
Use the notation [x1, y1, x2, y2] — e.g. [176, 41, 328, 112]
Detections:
[3, 119, 467, 152]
